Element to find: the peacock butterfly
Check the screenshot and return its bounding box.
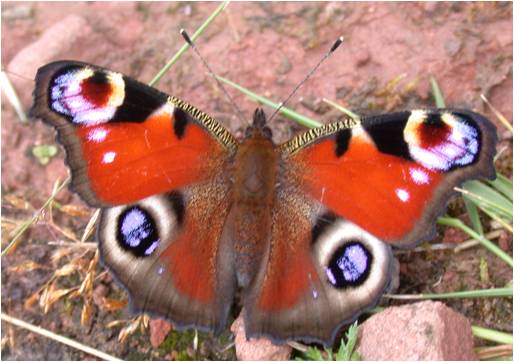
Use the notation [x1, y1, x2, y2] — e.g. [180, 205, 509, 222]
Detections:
[30, 60, 497, 345]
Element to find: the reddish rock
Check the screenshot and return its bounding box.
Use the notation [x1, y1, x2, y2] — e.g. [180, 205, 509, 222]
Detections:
[358, 301, 477, 360]
[231, 313, 292, 361]
[149, 319, 173, 348]
[7, 15, 91, 101]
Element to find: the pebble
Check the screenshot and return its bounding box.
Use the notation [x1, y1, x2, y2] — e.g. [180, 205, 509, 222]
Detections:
[358, 301, 477, 360]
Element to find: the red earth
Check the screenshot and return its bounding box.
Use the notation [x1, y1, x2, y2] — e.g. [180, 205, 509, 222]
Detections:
[1, 2, 512, 360]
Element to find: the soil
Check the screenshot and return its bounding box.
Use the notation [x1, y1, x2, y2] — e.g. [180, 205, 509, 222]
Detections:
[1, 2, 512, 360]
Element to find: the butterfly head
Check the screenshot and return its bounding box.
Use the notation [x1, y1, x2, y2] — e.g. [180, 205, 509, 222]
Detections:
[245, 108, 273, 140]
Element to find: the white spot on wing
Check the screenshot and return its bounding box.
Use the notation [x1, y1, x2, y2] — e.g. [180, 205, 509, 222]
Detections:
[409, 168, 429, 184]
[103, 151, 116, 164]
[88, 128, 108, 142]
[395, 188, 410, 202]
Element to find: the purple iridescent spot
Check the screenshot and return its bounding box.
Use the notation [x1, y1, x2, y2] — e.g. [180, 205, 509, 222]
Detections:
[117, 206, 160, 257]
[325, 241, 372, 288]
[337, 244, 369, 282]
[121, 208, 151, 247]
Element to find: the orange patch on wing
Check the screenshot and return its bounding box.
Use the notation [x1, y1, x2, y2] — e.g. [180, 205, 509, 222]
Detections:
[258, 217, 318, 311]
[295, 136, 442, 241]
[76, 112, 224, 205]
[161, 228, 215, 304]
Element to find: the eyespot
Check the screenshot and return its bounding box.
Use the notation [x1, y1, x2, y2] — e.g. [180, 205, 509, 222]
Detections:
[325, 241, 372, 288]
[98, 192, 184, 265]
[49, 66, 125, 125]
[116, 206, 160, 257]
[312, 217, 391, 293]
[404, 111, 480, 171]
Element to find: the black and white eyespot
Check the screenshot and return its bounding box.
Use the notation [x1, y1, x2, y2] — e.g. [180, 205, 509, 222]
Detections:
[404, 110, 480, 171]
[312, 217, 392, 308]
[49, 66, 125, 125]
[116, 206, 160, 257]
[98, 192, 184, 266]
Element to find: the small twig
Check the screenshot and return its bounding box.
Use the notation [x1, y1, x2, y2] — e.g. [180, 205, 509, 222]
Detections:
[1, 313, 122, 361]
[47, 241, 96, 249]
[393, 229, 504, 255]
[287, 340, 308, 352]
[476, 344, 513, 360]
[454, 230, 504, 252]
[481, 93, 512, 132]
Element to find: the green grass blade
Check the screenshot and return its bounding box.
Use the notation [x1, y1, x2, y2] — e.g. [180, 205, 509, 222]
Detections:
[463, 196, 484, 235]
[488, 174, 513, 201]
[461, 181, 513, 218]
[322, 98, 360, 121]
[215, 74, 322, 128]
[430, 76, 446, 108]
[438, 216, 513, 267]
[385, 287, 512, 300]
[148, 1, 229, 86]
[472, 326, 513, 345]
[474, 204, 513, 233]
[336, 322, 360, 361]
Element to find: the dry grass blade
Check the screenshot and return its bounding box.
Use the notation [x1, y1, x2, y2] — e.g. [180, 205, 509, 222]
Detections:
[101, 297, 128, 312]
[81, 299, 93, 326]
[81, 209, 100, 242]
[47, 222, 80, 243]
[481, 94, 513, 132]
[475, 344, 513, 360]
[118, 318, 140, 343]
[40, 284, 77, 314]
[24, 290, 42, 310]
[53, 262, 83, 277]
[116, 315, 150, 343]
[1, 176, 70, 256]
[0, 71, 28, 123]
[8, 260, 48, 273]
[4, 194, 32, 210]
[78, 250, 99, 295]
[49, 241, 96, 250]
[1, 313, 122, 361]
[60, 204, 92, 217]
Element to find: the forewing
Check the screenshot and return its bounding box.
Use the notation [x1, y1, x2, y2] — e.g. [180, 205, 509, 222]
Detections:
[31, 61, 237, 207]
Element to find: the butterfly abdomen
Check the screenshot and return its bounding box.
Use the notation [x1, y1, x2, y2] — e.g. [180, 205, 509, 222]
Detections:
[225, 132, 280, 288]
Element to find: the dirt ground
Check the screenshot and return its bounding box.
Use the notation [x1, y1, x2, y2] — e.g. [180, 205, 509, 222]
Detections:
[1, 2, 512, 360]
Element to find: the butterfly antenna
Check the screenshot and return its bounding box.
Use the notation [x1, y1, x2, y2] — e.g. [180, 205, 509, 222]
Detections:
[180, 29, 247, 124]
[268, 36, 344, 124]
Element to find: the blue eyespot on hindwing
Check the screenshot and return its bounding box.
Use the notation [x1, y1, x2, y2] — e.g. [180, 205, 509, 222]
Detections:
[325, 241, 372, 288]
[116, 206, 160, 257]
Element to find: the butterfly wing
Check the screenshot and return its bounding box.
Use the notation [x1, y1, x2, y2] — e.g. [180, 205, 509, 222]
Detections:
[97, 179, 235, 331]
[281, 109, 497, 246]
[244, 185, 394, 344]
[31, 61, 239, 331]
[245, 109, 496, 344]
[31, 61, 238, 207]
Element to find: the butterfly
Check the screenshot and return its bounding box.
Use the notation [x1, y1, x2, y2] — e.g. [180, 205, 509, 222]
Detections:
[30, 60, 497, 346]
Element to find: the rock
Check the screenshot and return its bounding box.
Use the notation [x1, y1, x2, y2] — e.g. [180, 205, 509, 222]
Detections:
[354, 47, 371, 67]
[7, 15, 91, 102]
[358, 301, 477, 360]
[149, 319, 173, 348]
[231, 313, 292, 361]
